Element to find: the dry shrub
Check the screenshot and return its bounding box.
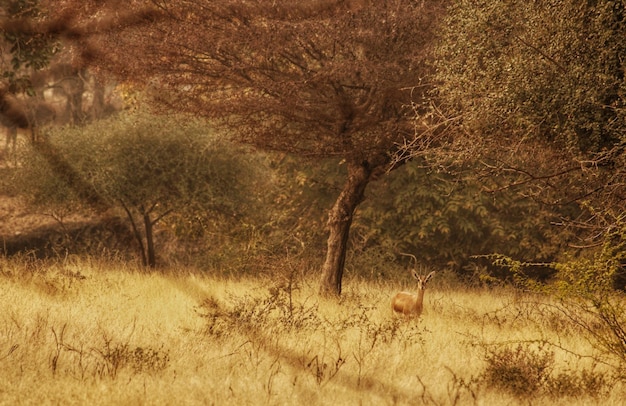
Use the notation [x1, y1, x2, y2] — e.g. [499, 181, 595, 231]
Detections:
[482, 343, 553, 396]
[481, 342, 611, 398]
[547, 367, 608, 398]
[94, 341, 170, 378]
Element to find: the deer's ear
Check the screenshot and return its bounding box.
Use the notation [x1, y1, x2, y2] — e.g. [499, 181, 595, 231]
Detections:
[424, 271, 436, 283]
[411, 269, 419, 280]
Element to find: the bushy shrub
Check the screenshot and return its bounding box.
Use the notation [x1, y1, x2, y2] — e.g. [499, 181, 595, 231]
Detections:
[482, 343, 611, 398]
[482, 343, 554, 396]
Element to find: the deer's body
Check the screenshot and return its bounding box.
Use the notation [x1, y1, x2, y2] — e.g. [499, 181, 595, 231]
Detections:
[391, 271, 435, 318]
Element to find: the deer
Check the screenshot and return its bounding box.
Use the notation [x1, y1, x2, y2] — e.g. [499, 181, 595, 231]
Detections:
[391, 268, 436, 318]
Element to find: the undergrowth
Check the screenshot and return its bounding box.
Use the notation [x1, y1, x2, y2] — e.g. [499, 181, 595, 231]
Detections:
[481, 342, 610, 398]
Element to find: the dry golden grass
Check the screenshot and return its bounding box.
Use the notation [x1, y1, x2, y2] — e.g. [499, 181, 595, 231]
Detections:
[1, 258, 625, 405]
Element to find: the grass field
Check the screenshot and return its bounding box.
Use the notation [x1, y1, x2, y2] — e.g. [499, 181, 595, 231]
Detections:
[1, 257, 625, 405]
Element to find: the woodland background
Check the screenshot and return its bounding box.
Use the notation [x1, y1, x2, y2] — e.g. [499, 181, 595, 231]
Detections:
[2, 0, 624, 287]
[1, 1, 626, 404]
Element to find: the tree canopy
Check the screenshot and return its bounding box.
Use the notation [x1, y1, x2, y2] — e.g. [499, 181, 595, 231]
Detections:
[436, 0, 626, 154]
[64, 0, 442, 159]
[434, 0, 626, 246]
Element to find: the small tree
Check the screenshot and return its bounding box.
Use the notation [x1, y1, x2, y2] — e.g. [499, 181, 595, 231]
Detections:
[18, 112, 264, 267]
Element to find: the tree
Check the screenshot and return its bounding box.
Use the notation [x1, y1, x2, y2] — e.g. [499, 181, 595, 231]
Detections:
[57, 0, 446, 295]
[433, 0, 626, 247]
[18, 111, 265, 267]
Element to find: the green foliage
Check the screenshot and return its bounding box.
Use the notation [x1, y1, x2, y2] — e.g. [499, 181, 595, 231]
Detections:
[432, 0, 626, 278]
[495, 220, 626, 372]
[357, 160, 562, 276]
[553, 212, 626, 294]
[1, 0, 59, 92]
[552, 260, 626, 370]
[90, 112, 263, 220]
[345, 244, 400, 280]
[263, 155, 344, 255]
[15, 138, 87, 215]
[435, 0, 626, 154]
[185, 154, 344, 274]
[17, 111, 267, 265]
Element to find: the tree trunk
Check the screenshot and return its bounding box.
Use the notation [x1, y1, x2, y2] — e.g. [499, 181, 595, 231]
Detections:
[121, 203, 147, 266]
[144, 212, 156, 268]
[319, 161, 372, 296]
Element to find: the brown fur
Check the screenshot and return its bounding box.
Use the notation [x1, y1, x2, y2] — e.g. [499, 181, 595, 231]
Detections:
[391, 271, 435, 317]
